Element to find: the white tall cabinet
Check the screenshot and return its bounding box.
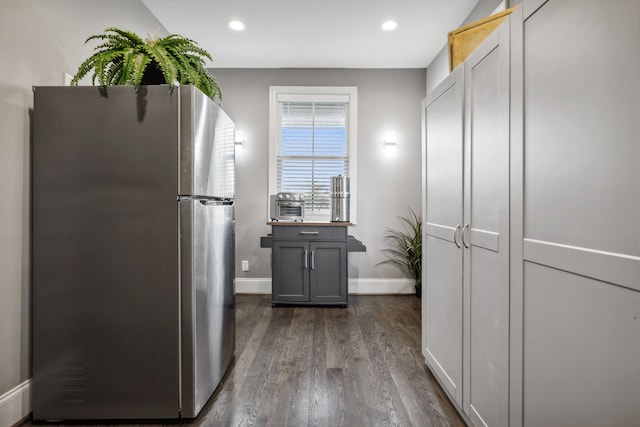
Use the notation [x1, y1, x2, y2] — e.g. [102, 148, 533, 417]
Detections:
[423, 1, 640, 426]
[510, 0, 640, 426]
[422, 16, 511, 427]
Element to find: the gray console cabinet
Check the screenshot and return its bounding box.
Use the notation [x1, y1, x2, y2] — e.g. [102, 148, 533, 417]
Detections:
[269, 224, 349, 306]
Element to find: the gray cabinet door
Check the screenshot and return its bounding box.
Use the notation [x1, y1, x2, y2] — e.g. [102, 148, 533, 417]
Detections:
[462, 21, 510, 427]
[422, 64, 465, 407]
[309, 241, 347, 304]
[272, 241, 310, 302]
[514, 1, 640, 426]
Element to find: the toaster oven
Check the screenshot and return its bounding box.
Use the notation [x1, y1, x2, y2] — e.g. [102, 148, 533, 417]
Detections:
[270, 192, 305, 221]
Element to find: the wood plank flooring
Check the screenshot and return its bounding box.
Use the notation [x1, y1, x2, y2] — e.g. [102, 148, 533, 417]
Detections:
[21, 294, 465, 427]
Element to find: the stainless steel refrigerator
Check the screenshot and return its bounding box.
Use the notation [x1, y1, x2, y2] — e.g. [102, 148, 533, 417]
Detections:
[32, 85, 235, 421]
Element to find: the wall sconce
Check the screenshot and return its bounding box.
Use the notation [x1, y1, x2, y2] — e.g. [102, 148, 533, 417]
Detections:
[384, 131, 396, 157]
[234, 130, 244, 154]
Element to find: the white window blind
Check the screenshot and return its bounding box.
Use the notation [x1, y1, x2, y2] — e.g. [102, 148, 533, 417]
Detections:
[269, 86, 357, 222]
[277, 101, 349, 216]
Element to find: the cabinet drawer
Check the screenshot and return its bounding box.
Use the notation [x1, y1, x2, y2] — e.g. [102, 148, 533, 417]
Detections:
[272, 225, 346, 240]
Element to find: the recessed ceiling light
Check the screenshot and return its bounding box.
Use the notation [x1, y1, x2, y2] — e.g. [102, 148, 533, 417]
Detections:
[381, 20, 398, 31]
[228, 20, 245, 31]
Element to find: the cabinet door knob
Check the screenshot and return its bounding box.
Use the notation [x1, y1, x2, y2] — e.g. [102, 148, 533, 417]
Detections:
[311, 251, 315, 270]
[304, 250, 308, 269]
[453, 224, 461, 248]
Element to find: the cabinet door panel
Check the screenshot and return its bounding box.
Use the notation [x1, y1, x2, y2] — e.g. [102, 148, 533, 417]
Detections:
[519, 1, 640, 425]
[468, 248, 509, 426]
[463, 21, 510, 427]
[425, 67, 464, 231]
[309, 241, 347, 304]
[272, 241, 309, 302]
[423, 65, 464, 407]
[523, 0, 640, 258]
[424, 236, 463, 402]
[523, 263, 640, 427]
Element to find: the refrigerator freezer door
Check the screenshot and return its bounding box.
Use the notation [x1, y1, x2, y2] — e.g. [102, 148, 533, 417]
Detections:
[179, 87, 235, 199]
[180, 199, 236, 417]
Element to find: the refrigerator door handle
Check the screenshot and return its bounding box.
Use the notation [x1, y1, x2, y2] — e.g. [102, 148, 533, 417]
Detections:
[198, 199, 234, 206]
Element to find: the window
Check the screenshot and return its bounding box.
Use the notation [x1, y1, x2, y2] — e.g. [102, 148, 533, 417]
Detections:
[269, 86, 357, 222]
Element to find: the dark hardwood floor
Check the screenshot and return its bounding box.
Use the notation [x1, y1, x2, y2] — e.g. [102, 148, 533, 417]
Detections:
[23, 294, 465, 427]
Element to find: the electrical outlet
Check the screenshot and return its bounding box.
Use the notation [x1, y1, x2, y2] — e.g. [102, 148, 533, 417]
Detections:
[241, 260, 249, 272]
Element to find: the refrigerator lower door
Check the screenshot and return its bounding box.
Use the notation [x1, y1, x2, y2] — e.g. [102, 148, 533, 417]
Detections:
[180, 199, 236, 418]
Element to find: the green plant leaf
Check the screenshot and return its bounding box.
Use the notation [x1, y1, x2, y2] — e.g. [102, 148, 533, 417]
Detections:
[376, 208, 422, 283]
[130, 54, 151, 87]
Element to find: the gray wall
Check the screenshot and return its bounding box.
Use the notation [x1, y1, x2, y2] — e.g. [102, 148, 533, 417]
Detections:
[0, 0, 167, 418]
[211, 68, 425, 281]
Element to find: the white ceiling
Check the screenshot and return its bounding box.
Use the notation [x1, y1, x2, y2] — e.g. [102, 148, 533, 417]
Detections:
[140, 0, 479, 68]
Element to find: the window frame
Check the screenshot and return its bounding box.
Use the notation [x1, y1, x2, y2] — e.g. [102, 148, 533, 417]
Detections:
[269, 86, 358, 223]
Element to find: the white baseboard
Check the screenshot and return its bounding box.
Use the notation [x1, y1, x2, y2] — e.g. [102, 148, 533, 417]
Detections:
[349, 278, 415, 294]
[0, 379, 30, 427]
[236, 278, 272, 294]
[235, 278, 416, 295]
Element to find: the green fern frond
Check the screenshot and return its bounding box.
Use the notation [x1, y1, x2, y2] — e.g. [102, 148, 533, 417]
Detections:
[130, 54, 151, 87]
[103, 27, 144, 45]
[162, 34, 210, 57]
[85, 33, 135, 51]
[168, 36, 212, 59]
[70, 56, 97, 85]
[147, 43, 179, 86]
[171, 51, 201, 85]
[105, 57, 124, 84]
[119, 47, 140, 85]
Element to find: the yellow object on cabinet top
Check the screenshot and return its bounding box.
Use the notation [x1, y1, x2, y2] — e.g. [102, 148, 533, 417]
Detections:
[448, 5, 519, 71]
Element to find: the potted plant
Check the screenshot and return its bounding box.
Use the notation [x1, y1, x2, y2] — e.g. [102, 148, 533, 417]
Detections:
[377, 208, 423, 297]
[70, 27, 221, 102]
